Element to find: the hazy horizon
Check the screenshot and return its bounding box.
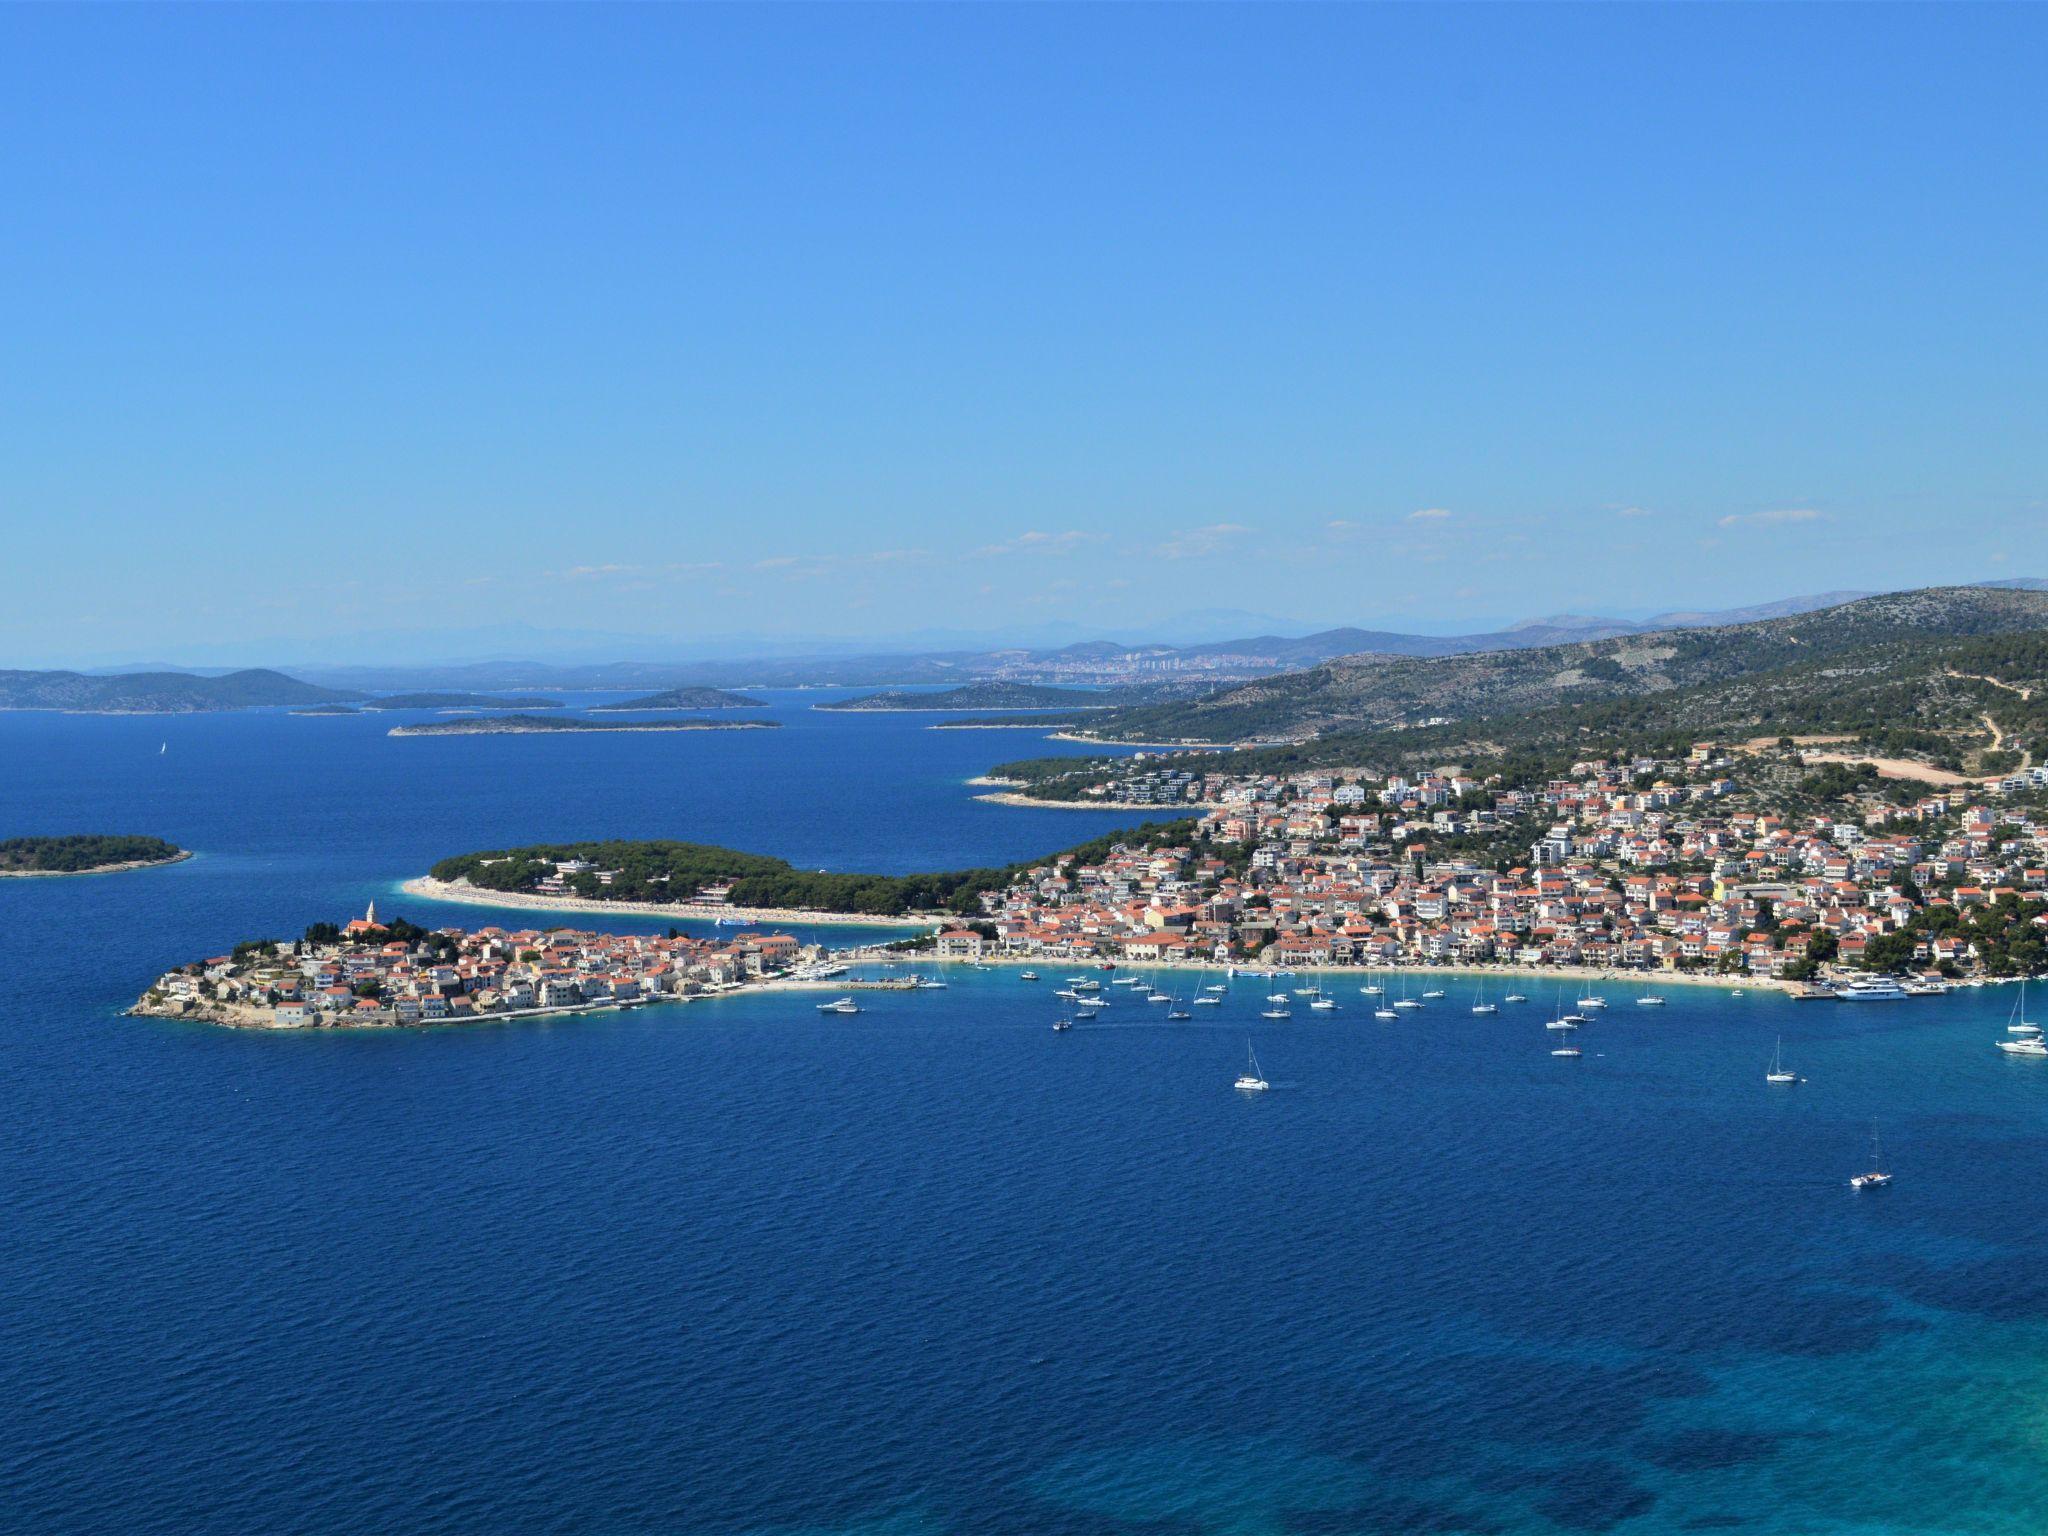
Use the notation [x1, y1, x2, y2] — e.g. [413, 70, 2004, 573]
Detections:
[5, 6, 2043, 663]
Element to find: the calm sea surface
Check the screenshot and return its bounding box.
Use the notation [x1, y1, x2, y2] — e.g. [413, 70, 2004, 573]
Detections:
[4, 695, 2047, 1535]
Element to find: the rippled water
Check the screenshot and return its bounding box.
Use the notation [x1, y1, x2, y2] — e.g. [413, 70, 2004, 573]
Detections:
[4, 699, 2046, 1533]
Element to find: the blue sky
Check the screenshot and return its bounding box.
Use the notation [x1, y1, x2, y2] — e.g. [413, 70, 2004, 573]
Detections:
[2, 5, 2043, 663]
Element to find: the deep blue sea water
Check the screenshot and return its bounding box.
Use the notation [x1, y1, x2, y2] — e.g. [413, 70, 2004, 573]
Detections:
[5, 695, 2048, 1535]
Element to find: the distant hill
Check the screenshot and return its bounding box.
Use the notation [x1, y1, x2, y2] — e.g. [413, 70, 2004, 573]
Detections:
[0, 668, 354, 714]
[1070, 586, 2048, 744]
[817, 683, 1115, 711]
[361, 692, 565, 711]
[588, 687, 768, 711]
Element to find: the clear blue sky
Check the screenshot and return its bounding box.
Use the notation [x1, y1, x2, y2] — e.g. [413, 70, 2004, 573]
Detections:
[3, 4, 2043, 663]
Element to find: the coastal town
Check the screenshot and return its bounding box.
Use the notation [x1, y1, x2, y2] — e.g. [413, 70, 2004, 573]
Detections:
[965, 742, 2048, 982]
[131, 903, 844, 1029]
[137, 740, 2048, 1030]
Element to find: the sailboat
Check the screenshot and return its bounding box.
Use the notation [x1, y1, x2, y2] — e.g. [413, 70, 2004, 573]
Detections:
[1166, 992, 1191, 1020]
[1766, 1037, 1800, 1084]
[1545, 986, 1578, 1030]
[1261, 999, 1292, 1019]
[2003, 980, 2039, 1035]
[1503, 989, 1527, 1004]
[1192, 990, 1222, 1006]
[1849, 1125, 1892, 1188]
[1393, 975, 1422, 1011]
[1471, 981, 1496, 1016]
[1234, 1042, 1269, 1092]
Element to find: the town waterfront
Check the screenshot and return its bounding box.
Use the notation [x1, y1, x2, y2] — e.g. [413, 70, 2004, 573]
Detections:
[6, 699, 2048, 1534]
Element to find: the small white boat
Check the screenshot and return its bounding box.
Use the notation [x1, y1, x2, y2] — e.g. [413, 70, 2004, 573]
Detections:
[2002, 981, 2037, 1037]
[915, 978, 948, 991]
[1267, 993, 1291, 1004]
[1052, 1018, 1071, 1032]
[1147, 991, 1172, 1005]
[1636, 995, 1666, 1007]
[816, 997, 861, 1015]
[1393, 998, 1423, 1011]
[1309, 997, 1337, 1012]
[1551, 1044, 1582, 1057]
[1167, 1004, 1191, 1020]
[1849, 1126, 1892, 1188]
[1234, 1042, 1269, 1092]
[1374, 1007, 1397, 1020]
[1360, 983, 1383, 996]
[1996, 1037, 2047, 1056]
[1504, 992, 1527, 1004]
[1545, 1017, 1578, 1031]
[1577, 995, 1607, 1010]
[1422, 989, 1445, 1000]
[1020, 970, 1038, 982]
[1192, 994, 1222, 1007]
[1766, 1037, 1800, 1084]
[1204, 984, 1227, 993]
[1261, 1005, 1292, 1020]
[1472, 1003, 1497, 1015]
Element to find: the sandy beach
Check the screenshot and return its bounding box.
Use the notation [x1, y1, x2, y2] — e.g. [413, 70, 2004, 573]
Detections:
[400, 876, 935, 930]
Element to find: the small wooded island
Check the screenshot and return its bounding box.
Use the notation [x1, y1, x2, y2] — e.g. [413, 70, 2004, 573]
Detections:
[818, 682, 1111, 711]
[1, 834, 189, 877]
[389, 713, 780, 737]
[590, 687, 767, 711]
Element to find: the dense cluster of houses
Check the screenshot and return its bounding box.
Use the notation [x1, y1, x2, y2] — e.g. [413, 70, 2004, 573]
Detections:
[141, 903, 820, 1028]
[972, 745, 2048, 978]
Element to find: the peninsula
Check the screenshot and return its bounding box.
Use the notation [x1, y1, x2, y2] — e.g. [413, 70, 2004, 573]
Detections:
[590, 687, 767, 711]
[388, 713, 779, 737]
[1, 834, 189, 877]
[129, 906, 856, 1030]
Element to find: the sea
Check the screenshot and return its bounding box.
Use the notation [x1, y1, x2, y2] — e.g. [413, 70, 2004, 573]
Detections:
[4, 692, 2047, 1536]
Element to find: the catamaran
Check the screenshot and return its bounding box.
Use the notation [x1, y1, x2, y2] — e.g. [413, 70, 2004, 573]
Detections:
[1234, 1042, 1269, 1092]
[1766, 1037, 1800, 1084]
[1850, 1126, 1892, 1188]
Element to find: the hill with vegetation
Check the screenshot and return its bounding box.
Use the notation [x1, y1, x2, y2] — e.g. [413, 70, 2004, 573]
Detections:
[1063, 587, 2048, 746]
[989, 591, 2048, 802]
[818, 683, 1115, 711]
[589, 687, 767, 711]
[0, 668, 354, 713]
[0, 834, 187, 874]
[429, 820, 1201, 917]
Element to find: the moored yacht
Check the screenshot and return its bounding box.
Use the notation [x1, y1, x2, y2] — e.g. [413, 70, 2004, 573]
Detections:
[1849, 1126, 1892, 1188]
[816, 997, 861, 1015]
[1766, 1037, 1800, 1084]
[1996, 1037, 2047, 1056]
[1234, 1042, 1269, 1092]
[1020, 970, 1038, 982]
[1636, 994, 1666, 1007]
[1840, 977, 1908, 1002]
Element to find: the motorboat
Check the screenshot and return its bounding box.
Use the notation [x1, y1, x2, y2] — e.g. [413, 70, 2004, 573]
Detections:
[1996, 1037, 2047, 1056]
[1636, 995, 1666, 1007]
[816, 997, 861, 1015]
[1840, 977, 1908, 1002]
[1020, 970, 1038, 981]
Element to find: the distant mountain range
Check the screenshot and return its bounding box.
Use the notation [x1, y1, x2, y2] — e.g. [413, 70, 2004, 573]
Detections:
[0, 668, 354, 714]
[9, 580, 2045, 709]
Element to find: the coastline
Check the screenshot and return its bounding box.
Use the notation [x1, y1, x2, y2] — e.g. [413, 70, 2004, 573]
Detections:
[918, 948, 1795, 995]
[972, 790, 1223, 812]
[0, 849, 192, 880]
[399, 875, 937, 930]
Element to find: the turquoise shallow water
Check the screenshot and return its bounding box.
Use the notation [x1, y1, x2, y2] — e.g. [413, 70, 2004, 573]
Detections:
[3, 698, 2046, 1534]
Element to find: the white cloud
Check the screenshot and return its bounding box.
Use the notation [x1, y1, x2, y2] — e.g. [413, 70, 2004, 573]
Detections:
[973, 529, 1107, 558]
[1156, 522, 1251, 559]
[1717, 508, 1829, 529]
[1407, 507, 1453, 522]
[1614, 505, 1654, 518]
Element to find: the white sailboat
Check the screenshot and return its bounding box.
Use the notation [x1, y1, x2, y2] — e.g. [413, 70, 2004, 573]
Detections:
[1766, 1037, 1800, 1084]
[1849, 1125, 1892, 1188]
[1471, 981, 1496, 1016]
[1234, 1042, 1269, 1092]
[2002, 980, 2038, 1035]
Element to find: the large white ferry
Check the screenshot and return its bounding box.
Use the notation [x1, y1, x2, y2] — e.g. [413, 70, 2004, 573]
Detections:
[1839, 977, 1908, 1002]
